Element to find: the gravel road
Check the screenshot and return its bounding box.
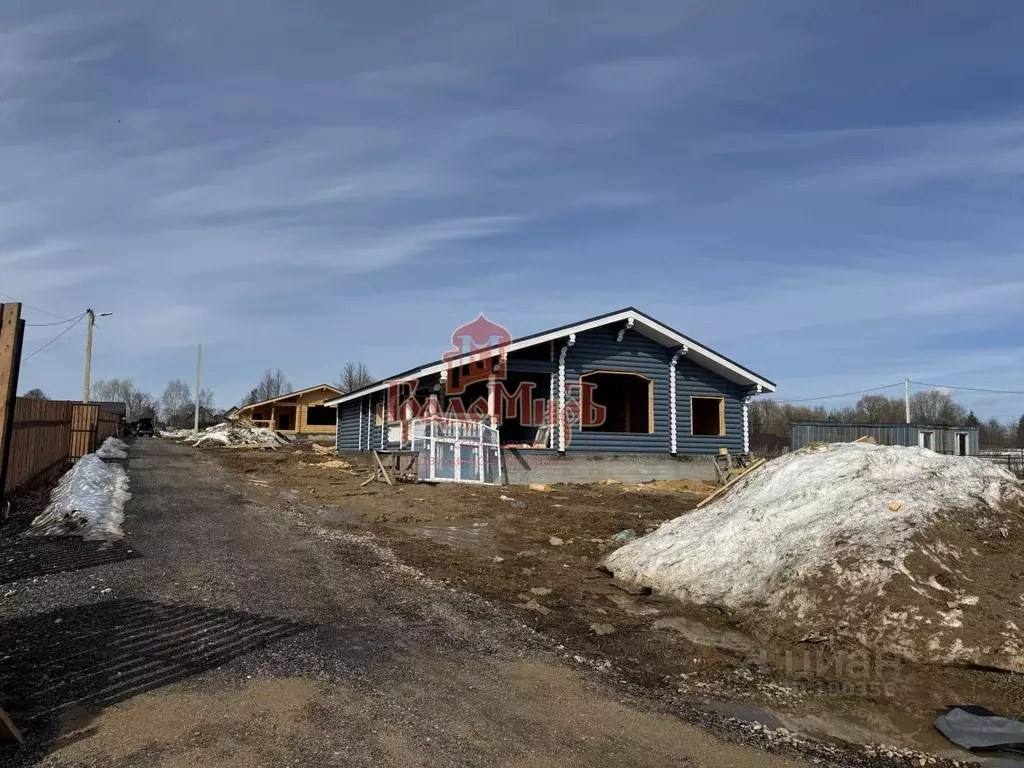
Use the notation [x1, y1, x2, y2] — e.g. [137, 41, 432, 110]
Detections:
[0, 438, 852, 767]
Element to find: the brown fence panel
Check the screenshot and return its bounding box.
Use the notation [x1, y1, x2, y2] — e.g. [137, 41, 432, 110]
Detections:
[96, 410, 119, 444]
[70, 403, 100, 459]
[3, 398, 73, 495]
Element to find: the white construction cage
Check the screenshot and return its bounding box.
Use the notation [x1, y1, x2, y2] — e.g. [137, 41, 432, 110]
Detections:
[410, 417, 502, 485]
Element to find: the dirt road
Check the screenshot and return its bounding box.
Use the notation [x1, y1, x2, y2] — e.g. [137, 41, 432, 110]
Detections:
[1, 439, 868, 767]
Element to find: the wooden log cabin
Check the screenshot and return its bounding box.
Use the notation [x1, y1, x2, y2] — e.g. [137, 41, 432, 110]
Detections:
[233, 384, 343, 437]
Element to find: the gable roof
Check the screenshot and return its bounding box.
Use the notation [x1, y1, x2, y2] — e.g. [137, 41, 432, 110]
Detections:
[324, 307, 774, 407]
[238, 384, 343, 412]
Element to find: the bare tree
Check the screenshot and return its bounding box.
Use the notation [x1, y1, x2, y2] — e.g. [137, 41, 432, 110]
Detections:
[159, 379, 215, 427]
[254, 369, 291, 403]
[980, 418, 1010, 448]
[159, 380, 193, 427]
[338, 361, 375, 392]
[242, 387, 260, 406]
[750, 388, 972, 441]
[909, 390, 967, 425]
[92, 378, 158, 422]
[853, 394, 904, 424]
[22, 388, 48, 399]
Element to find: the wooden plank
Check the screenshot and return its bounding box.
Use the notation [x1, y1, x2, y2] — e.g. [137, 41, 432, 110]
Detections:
[4, 397, 73, 494]
[695, 457, 766, 509]
[0, 303, 25, 500]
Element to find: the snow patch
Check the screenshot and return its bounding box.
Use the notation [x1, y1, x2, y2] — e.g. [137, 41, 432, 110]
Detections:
[95, 437, 129, 460]
[29, 454, 131, 540]
[604, 443, 1014, 609]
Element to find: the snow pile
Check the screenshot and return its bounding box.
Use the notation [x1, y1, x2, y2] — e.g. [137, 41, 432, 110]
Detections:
[159, 428, 195, 440]
[603, 442, 1024, 670]
[95, 436, 129, 459]
[191, 421, 289, 448]
[29, 454, 131, 540]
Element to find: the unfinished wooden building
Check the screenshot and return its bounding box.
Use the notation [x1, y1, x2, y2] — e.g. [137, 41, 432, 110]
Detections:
[234, 384, 342, 437]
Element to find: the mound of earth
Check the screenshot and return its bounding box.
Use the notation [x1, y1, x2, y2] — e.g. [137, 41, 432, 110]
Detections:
[602, 442, 1024, 671]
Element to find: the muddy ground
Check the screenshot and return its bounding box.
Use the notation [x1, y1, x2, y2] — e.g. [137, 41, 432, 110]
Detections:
[206, 441, 1024, 762]
[5, 439, 830, 768]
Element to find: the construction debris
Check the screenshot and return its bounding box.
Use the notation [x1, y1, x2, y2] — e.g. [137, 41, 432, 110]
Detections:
[192, 421, 290, 449]
[695, 458, 765, 509]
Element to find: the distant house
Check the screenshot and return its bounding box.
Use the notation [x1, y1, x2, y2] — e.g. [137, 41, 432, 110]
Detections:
[223, 405, 240, 421]
[235, 384, 343, 436]
[93, 401, 127, 419]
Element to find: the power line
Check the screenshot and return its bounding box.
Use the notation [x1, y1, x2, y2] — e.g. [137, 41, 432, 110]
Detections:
[25, 312, 87, 328]
[910, 380, 1024, 396]
[775, 382, 904, 404]
[0, 289, 66, 320]
[21, 314, 86, 363]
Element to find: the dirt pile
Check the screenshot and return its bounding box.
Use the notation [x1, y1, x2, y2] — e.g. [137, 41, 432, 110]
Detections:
[603, 442, 1024, 671]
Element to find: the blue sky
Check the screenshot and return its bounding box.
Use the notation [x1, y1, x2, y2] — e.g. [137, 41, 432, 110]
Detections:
[3, 1, 1024, 418]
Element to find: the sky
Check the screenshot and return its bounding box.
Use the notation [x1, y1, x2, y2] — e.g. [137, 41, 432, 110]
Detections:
[3, 1, 1024, 419]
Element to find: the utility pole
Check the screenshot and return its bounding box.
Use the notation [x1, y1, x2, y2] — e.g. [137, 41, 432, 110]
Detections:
[193, 343, 202, 433]
[83, 309, 95, 403]
[82, 309, 113, 403]
[905, 378, 911, 424]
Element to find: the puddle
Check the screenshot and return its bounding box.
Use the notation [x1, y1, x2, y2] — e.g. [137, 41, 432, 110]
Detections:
[703, 700, 782, 729]
[389, 520, 517, 555]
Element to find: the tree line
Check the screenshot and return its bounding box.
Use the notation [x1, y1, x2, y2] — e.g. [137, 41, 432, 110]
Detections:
[240, 362, 376, 405]
[23, 360, 377, 429]
[751, 389, 1024, 448]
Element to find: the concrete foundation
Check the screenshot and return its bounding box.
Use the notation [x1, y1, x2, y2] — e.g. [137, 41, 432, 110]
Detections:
[501, 450, 719, 485]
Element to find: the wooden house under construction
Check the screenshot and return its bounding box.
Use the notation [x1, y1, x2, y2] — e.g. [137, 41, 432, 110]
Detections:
[233, 384, 343, 437]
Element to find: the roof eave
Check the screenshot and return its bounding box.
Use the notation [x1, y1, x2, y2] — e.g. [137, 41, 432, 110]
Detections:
[324, 309, 774, 405]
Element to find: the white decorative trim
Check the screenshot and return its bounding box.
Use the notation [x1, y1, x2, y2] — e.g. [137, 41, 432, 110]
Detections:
[548, 371, 556, 448]
[742, 396, 751, 454]
[358, 402, 363, 451]
[366, 396, 372, 450]
[381, 390, 387, 448]
[669, 351, 682, 454]
[325, 310, 775, 406]
[487, 375, 497, 425]
[557, 334, 576, 452]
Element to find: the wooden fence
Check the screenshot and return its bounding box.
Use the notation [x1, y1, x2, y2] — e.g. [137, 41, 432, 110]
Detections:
[3, 398, 73, 495]
[2, 399, 122, 496]
[70, 404, 119, 459]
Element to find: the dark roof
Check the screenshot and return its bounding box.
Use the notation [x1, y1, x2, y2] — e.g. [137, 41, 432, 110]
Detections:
[94, 401, 127, 416]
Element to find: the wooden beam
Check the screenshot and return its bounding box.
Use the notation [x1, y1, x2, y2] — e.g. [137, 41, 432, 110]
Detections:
[696, 457, 765, 509]
[0, 303, 25, 500]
